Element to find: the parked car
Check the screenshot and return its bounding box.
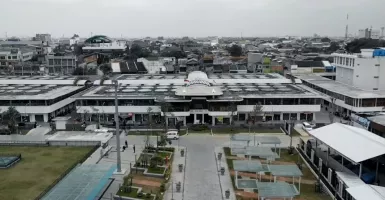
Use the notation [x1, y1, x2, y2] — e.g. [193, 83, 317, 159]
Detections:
[166, 131, 179, 140]
[302, 122, 313, 132]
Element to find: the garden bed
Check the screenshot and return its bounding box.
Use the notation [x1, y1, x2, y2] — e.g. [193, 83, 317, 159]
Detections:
[115, 186, 156, 200]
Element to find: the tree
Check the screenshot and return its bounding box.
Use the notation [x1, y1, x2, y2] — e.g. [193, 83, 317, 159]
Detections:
[249, 103, 263, 133]
[73, 44, 83, 56]
[158, 100, 173, 132]
[228, 45, 242, 57]
[73, 67, 85, 75]
[327, 42, 340, 53]
[146, 107, 154, 149]
[320, 37, 331, 43]
[99, 63, 112, 75]
[130, 44, 150, 58]
[3, 107, 20, 134]
[346, 38, 385, 53]
[228, 101, 237, 132]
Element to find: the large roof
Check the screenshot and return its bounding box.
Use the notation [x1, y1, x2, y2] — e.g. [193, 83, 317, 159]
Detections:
[296, 74, 385, 98]
[308, 123, 385, 163]
[346, 184, 385, 200]
[0, 85, 83, 100]
[84, 35, 112, 43]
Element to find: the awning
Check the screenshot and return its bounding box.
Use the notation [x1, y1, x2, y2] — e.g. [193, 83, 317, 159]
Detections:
[308, 123, 385, 163]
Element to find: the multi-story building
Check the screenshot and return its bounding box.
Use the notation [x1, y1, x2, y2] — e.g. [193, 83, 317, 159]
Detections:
[332, 48, 385, 91]
[0, 76, 89, 122]
[34, 34, 52, 44]
[46, 53, 77, 75]
[74, 71, 322, 127]
[0, 47, 34, 73]
[82, 35, 126, 53]
[358, 28, 380, 39]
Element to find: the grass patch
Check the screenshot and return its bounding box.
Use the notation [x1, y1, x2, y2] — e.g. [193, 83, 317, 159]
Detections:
[156, 151, 171, 159]
[223, 147, 232, 157]
[298, 183, 333, 200]
[226, 159, 234, 170]
[213, 128, 283, 134]
[147, 166, 165, 174]
[116, 187, 140, 198]
[0, 146, 93, 200]
[277, 149, 301, 163]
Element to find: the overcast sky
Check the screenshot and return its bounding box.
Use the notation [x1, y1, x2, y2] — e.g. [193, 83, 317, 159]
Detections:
[1, 0, 385, 38]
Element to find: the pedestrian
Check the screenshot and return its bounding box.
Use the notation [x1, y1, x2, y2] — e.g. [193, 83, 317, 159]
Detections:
[123, 146, 126, 151]
[133, 144, 135, 153]
[125, 140, 128, 147]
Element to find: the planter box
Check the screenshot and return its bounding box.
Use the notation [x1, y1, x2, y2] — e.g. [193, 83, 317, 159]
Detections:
[143, 166, 167, 178]
[114, 186, 156, 200]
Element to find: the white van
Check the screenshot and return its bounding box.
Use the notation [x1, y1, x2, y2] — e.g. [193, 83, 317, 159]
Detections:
[166, 131, 179, 140]
[302, 122, 313, 132]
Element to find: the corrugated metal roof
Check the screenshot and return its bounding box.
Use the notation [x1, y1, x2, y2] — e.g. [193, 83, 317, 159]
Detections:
[309, 123, 385, 163]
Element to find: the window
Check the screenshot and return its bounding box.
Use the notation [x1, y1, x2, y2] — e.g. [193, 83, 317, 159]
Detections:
[12, 56, 17, 59]
[352, 59, 355, 67]
[238, 114, 246, 121]
[0, 62, 5, 66]
[0, 56, 5, 59]
[8, 56, 11, 59]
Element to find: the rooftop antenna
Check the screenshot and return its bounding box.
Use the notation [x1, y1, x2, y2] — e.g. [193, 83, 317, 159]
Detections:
[345, 14, 349, 40]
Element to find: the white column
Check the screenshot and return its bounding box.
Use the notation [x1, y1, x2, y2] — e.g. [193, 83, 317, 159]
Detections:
[297, 113, 300, 120]
[193, 114, 197, 124]
[202, 114, 205, 124]
[43, 114, 49, 122]
[313, 113, 316, 121]
[212, 116, 215, 126]
[280, 113, 283, 120]
[30, 114, 36, 122]
[183, 117, 186, 126]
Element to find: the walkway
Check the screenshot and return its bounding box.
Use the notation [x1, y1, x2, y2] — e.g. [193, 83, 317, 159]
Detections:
[230, 171, 316, 184]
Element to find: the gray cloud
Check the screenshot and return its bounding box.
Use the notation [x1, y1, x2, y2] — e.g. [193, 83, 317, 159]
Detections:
[1, 0, 384, 38]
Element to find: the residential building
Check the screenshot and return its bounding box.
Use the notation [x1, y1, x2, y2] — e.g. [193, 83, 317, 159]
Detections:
[289, 60, 332, 74]
[34, 34, 52, 43]
[82, 35, 126, 53]
[0, 47, 34, 74]
[46, 53, 77, 75]
[332, 48, 385, 91]
[74, 71, 322, 127]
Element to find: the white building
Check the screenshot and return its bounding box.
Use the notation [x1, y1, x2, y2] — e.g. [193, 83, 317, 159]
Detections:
[75, 71, 322, 127]
[0, 76, 89, 122]
[332, 49, 385, 91]
[295, 74, 385, 115]
[46, 53, 77, 75]
[358, 28, 380, 39]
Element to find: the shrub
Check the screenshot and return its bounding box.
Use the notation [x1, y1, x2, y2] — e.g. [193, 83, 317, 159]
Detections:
[137, 192, 144, 198]
[146, 193, 151, 198]
[190, 124, 209, 131]
[160, 183, 165, 192]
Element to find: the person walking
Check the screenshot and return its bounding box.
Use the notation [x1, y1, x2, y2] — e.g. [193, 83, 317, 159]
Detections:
[125, 140, 128, 147]
[133, 144, 136, 153]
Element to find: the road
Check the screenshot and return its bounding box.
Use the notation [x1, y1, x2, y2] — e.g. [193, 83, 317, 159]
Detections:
[110, 133, 299, 200]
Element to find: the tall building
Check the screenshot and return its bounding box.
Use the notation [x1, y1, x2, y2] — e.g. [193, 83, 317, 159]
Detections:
[358, 28, 380, 39]
[332, 49, 385, 91]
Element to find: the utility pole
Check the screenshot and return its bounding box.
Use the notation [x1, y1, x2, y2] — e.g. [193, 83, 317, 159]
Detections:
[114, 80, 122, 173]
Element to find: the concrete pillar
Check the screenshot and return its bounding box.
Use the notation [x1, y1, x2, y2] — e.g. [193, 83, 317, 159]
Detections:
[165, 116, 169, 127]
[43, 114, 49, 122]
[297, 112, 300, 120]
[313, 113, 316, 121]
[193, 114, 197, 124]
[202, 114, 205, 124]
[212, 116, 215, 126]
[280, 113, 283, 121]
[30, 114, 36, 122]
[183, 117, 186, 126]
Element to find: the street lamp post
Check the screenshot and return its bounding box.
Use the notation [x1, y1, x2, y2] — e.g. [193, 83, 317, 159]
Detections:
[113, 80, 122, 173]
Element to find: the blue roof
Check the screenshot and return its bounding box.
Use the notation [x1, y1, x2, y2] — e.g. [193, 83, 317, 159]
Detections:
[42, 164, 116, 200]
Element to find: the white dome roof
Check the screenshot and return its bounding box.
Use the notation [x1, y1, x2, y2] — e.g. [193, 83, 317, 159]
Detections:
[187, 71, 208, 80]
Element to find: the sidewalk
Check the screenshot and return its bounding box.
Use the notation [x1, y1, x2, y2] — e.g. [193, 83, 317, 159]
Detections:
[163, 146, 186, 200]
[215, 146, 237, 200]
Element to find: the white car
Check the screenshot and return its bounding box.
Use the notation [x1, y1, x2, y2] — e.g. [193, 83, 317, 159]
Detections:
[302, 122, 313, 132]
[166, 131, 179, 140]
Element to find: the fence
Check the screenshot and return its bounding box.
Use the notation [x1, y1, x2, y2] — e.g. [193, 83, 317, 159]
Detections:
[33, 144, 100, 200]
[0, 140, 48, 146]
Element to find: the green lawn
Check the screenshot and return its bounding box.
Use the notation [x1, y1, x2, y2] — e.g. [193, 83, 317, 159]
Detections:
[147, 166, 166, 174]
[298, 183, 333, 200]
[213, 128, 283, 134]
[0, 146, 93, 200]
[156, 151, 172, 159]
[116, 187, 140, 198]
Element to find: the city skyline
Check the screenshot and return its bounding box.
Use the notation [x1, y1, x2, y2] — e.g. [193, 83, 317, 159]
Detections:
[1, 0, 385, 38]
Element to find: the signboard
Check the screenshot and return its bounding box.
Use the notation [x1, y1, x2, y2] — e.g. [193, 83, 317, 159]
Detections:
[351, 113, 370, 130]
